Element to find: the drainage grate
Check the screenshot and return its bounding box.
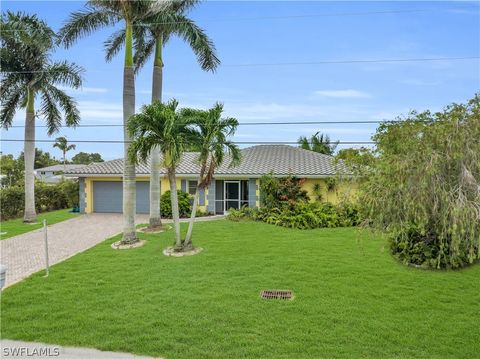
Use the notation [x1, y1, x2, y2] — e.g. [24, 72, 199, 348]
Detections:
[260, 290, 293, 300]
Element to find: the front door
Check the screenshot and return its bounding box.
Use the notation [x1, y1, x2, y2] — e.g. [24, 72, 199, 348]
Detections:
[224, 181, 240, 213]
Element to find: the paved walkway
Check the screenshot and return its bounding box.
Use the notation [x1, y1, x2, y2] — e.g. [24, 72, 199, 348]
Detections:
[1, 213, 225, 288]
[0, 340, 161, 359]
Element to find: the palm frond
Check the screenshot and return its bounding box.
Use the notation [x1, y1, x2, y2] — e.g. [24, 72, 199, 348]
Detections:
[58, 5, 119, 48]
[45, 84, 81, 127]
[0, 85, 24, 128]
[104, 29, 126, 62]
[134, 37, 155, 73]
[39, 90, 62, 135]
[45, 61, 84, 89]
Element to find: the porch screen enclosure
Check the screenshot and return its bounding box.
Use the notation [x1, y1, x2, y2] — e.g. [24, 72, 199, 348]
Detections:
[215, 180, 249, 214]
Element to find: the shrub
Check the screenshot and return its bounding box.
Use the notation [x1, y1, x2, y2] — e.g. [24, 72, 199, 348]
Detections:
[228, 201, 359, 230]
[160, 190, 192, 218]
[360, 95, 480, 269]
[58, 180, 79, 207]
[0, 186, 24, 219]
[260, 173, 309, 209]
[0, 181, 78, 220]
[35, 183, 69, 212]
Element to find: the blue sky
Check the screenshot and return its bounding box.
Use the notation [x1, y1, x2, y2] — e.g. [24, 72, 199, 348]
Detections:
[1, 1, 479, 160]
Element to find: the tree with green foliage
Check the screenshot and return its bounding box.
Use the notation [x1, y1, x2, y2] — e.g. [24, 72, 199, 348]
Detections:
[128, 100, 197, 250]
[181, 103, 241, 249]
[361, 95, 480, 269]
[298, 132, 339, 155]
[53, 136, 76, 173]
[336, 147, 375, 174]
[0, 154, 23, 187]
[0, 11, 83, 222]
[59, 0, 163, 244]
[104, 0, 219, 230]
[71, 152, 103, 164]
[18, 149, 59, 169]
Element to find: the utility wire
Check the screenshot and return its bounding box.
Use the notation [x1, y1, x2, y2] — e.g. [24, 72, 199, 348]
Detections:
[0, 7, 475, 31]
[5, 120, 402, 129]
[224, 56, 480, 68]
[1, 56, 479, 74]
[0, 138, 375, 145]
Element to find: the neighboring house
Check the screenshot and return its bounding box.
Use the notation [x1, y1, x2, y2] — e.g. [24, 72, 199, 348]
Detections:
[35, 164, 85, 183]
[66, 145, 355, 215]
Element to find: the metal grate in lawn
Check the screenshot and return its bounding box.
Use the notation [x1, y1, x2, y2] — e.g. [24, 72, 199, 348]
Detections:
[260, 290, 293, 300]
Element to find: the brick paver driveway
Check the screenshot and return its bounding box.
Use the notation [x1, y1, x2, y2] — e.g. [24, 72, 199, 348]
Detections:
[0, 213, 148, 288]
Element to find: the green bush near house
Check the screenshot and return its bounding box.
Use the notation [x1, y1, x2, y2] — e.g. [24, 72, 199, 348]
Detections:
[0, 181, 79, 220]
[259, 173, 309, 209]
[160, 190, 192, 218]
[228, 201, 360, 229]
[57, 180, 79, 208]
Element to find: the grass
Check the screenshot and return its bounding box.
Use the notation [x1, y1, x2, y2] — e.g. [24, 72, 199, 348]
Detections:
[0, 209, 79, 240]
[1, 220, 479, 358]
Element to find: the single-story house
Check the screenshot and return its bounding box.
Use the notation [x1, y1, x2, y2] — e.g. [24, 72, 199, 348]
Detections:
[35, 164, 85, 183]
[65, 145, 355, 215]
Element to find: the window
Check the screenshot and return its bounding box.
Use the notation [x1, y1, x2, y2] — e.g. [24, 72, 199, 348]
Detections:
[188, 180, 198, 195]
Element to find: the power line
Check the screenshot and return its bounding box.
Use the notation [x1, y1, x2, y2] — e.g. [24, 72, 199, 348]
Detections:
[5, 120, 401, 129]
[0, 7, 475, 32]
[138, 8, 448, 25]
[2, 56, 478, 74]
[224, 56, 480, 68]
[0, 138, 375, 145]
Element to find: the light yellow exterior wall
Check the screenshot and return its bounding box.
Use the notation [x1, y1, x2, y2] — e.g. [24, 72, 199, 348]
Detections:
[83, 176, 355, 214]
[301, 178, 358, 204]
[84, 176, 207, 214]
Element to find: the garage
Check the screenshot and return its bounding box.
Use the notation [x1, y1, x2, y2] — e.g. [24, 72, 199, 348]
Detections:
[93, 181, 150, 213]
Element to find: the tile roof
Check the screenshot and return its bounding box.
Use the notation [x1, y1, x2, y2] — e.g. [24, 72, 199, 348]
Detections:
[65, 145, 350, 177]
[36, 164, 87, 172]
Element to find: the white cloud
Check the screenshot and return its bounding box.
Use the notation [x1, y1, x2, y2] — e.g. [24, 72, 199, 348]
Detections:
[77, 101, 122, 120]
[313, 89, 372, 99]
[58, 86, 108, 94]
[81, 87, 108, 93]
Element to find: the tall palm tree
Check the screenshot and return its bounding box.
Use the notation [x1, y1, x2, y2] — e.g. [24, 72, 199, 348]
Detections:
[0, 11, 83, 223]
[298, 132, 339, 155]
[59, 0, 162, 243]
[182, 103, 241, 250]
[104, 0, 220, 230]
[53, 136, 76, 173]
[127, 100, 196, 249]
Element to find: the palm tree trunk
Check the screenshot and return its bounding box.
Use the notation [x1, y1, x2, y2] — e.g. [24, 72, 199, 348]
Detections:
[148, 35, 163, 229]
[122, 21, 137, 244]
[23, 87, 36, 223]
[183, 179, 200, 250]
[168, 168, 182, 249]
[62, 150, 66, 179]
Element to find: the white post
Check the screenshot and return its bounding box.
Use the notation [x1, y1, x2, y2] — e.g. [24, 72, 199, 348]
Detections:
[43, 219, 49, 277]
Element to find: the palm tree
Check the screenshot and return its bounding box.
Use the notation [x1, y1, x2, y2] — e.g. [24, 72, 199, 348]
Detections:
[104, 0, 220, 230]
[127, 100, 197, 249]
[53, 136, 76, 173]
[59, 0, 162, 243]
[182, 103, 241, 250]
[0, 11, 83, 223]
[298, 132, 339, 155]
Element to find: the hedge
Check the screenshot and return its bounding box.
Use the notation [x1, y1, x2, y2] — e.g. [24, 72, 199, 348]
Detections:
[0, 180, 79, 220]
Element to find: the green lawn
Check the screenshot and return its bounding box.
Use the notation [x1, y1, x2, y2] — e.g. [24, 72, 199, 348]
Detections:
[0, 209, 79, 240]
[1, 221, 479, 358]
